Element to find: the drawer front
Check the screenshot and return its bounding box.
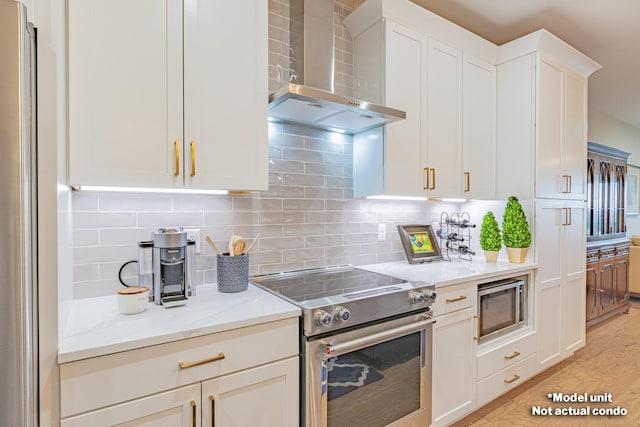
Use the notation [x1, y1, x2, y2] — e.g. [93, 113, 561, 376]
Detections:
[433, 282, 476, 315]
[477, 332, 536, 380]
[60, 318, 298, 418]
[477, 353, 537, 407]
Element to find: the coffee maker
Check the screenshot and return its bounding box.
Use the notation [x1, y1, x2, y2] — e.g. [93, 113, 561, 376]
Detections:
[138, 227, 191, 307]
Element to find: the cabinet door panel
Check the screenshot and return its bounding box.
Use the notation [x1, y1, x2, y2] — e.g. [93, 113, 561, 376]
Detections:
[202, 357, 299, 427]
[564, 70, 587, 200]
[61, 384, 200, 427]
[68, 0, 183, 188]
[432, 307, 476, 427]
[599, 259, 616, 314]
[462, 55, 496, 199]
[615, 254, 629, 305]
[536, 56, 564, 199]
[184, 0, 268, 191]
[585, 262, 599, 322]
[427, 40, 462, 198]
[383, 22, 427, 196]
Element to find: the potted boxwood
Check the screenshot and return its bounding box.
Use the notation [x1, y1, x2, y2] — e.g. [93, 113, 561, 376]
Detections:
[480, 211, 502, 262]
[502, 196, 531, 263]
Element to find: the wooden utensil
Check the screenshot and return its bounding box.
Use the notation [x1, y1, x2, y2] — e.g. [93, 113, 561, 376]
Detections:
[244, 232, 261, 254]
[204, 235, 223, 255]
[233, 238, 246, 256]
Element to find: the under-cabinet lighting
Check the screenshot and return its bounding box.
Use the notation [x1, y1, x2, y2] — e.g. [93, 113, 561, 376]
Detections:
[366, 195, 429, 201]
[71, 185, 228, 195]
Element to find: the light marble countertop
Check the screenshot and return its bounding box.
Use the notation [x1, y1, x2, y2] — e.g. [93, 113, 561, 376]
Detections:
[58, 284, 301, 364]
[360, 258, 537, 287]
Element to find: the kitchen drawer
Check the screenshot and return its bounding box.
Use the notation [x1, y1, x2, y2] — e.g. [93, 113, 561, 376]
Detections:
[60, 317, 298, 418]
[433, 281, 476, 316]
[477, 332, 536, 380]
[477, 353, 537, 407]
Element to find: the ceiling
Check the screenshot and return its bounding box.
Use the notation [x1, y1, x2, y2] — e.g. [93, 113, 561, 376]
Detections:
[411, 0, 640, 129]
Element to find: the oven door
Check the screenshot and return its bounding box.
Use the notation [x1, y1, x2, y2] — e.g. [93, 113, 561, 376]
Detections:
[304, 311, 434, 427]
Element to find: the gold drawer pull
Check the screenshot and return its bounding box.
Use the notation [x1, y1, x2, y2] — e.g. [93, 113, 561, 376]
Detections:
[191, 400, 196, 427]
[423, 168, 429, 190]
[190, 141, 196, 177]
[446, 295, 467, 303]
[504, 374, 521, 384]
[504, 351, 521, 360]
[210, 395, 215, 426]
[179, 352, 225, 369]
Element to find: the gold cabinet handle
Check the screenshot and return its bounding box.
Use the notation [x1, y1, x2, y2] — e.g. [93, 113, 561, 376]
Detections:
[568, 175, 572, 193]
[464, 172, 470, 192]
[174, 140, 180, 176]
[504, 374, 521, 384]
[179, 352, 225, 369]
[562, 175, 570, 193]
[567, 207, 572, 226]
[191, 400, 196, 427]
[446, 295, 467, 303]
[423, 168, 429, 190]
[210, 395, 215, 427]
[190, 141, 196, 177]
[504, 351, 521, 360]
[430, 168, 436, 190]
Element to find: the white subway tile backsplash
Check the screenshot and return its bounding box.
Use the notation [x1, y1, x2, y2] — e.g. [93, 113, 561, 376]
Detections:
[99, 194, 172, 211]
[137, 212, 204, 228]
[73, 193, 99, 210]
[73, 264, 99, 282]
[259, 211, 304, 225]
[283, 199, 325, 211]
[73, 211, 137, 229]
[73, 229, 99, 247]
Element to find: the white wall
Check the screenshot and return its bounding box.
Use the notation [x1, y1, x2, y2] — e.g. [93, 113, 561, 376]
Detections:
[589, 108, 640, 236]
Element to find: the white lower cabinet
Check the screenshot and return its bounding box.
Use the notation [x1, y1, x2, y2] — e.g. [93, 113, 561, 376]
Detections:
[60, 318, 299, 427]
[431, 282, 477, 427]
[201, 358, 298, 427]
[61, 384, 201, 427]
[476, 332, 537, 407]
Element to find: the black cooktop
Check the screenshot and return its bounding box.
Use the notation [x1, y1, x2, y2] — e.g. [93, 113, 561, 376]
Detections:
[250, 265, 407, 305]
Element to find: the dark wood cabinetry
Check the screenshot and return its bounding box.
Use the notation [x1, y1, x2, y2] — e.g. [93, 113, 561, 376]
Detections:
[586, 243, 630, 326]
[586, 142, 630, 327]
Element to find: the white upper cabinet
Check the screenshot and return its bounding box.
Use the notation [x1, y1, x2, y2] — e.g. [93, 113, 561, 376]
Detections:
[462, 55, 496, 200]
[68, 0, 268, 191]
[496, 30, 599, 200]
[345, 0, 497, 199]
[425, 40, 463, 199]
[350, 19, 427, 198]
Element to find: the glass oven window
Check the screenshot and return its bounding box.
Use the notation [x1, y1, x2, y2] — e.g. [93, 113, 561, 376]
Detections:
[325, 332, 421, 427]
[480, 287, 517, 336]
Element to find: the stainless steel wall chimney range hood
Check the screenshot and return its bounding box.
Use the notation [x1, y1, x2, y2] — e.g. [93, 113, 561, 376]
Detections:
[268, 0, 406, 134]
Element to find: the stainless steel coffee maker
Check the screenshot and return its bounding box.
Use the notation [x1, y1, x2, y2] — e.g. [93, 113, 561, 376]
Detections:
[137, 227, 191, 307]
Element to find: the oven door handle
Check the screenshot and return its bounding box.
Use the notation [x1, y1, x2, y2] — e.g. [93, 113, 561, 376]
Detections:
[324, 316, 435, 359]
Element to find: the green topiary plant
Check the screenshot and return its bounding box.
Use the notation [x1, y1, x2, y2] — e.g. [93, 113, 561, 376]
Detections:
[502, 196, 531, 248]
[480, 211, 502, 251]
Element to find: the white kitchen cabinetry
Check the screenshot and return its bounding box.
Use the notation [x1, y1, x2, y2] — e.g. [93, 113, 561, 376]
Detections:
[345, 1, 496, 200]
[431, 282, 477, 427]
[60, 318, 299, 427]
[68, 0, 268, 191]
[462, 55, 496, 199]
[425, 40, 462, 199]
[60, 384, 201, 427]
[535, 199, 586, 371]
[349, 18, 427, 198]
[496, 31, 599, 200]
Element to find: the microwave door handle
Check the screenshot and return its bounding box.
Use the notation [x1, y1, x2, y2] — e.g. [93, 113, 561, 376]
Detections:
[515, 287, 521, 325]
[324, 317, 435, 360]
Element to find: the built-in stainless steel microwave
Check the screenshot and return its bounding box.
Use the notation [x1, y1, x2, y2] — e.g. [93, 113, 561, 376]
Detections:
[477, 277, 527, 342]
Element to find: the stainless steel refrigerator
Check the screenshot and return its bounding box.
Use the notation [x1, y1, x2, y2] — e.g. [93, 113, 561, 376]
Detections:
[0, 0, 38, 426]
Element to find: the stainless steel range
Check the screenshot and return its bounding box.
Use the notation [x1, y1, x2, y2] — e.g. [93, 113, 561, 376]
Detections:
[251, 265, 436, 427]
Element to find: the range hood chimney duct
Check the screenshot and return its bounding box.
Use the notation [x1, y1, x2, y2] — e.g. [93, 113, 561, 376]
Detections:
[268, 0, 405, 134]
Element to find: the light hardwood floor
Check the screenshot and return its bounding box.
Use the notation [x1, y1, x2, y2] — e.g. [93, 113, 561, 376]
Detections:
[452, 299, 640, 427]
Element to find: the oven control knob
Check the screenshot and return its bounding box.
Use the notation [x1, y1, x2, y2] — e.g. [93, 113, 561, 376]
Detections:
[423, 289, 437, 301]
[409, 291, 426, 304]
[334, 306, 351, 322]
[315, 310, 332, 327]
